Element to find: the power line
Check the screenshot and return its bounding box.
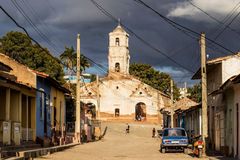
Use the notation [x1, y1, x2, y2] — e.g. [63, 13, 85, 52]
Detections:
[133, 0, 236, 55]
[90, 0, 195, 74]
[221, 2, 240, 23]
[10, 0, 60, 53]
[132, 0, 240, 82]
[21, 0, 66, 49]
[0, 5, 72, 72]
[82, 52, 174, 98]
[208, 2, 240, 39]
[85, 56, 108, 74]
[184, 1, 240, 59]
[186, 0, 240, 40]
[1, 2, 109, 83]
[0, 3, 106, 78]
[0, 5, 45, 53]
[214, 9, 240, 40]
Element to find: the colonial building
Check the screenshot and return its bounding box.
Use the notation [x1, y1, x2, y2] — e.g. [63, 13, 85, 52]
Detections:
[0, 53, 36, 146]
[173, 97, 198, 128]
[210, 72, 240, 158]
[80, 24, 170, 124]
[192, 53, 240, 158]
[0, 53, 70, 147]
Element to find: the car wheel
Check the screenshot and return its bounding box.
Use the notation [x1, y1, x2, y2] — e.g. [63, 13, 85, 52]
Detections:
[161, 148, 166, 153]
[184, 148, 188, 154]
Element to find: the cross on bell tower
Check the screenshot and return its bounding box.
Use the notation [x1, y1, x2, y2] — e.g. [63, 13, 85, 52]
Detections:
[118, 18, 121, 26]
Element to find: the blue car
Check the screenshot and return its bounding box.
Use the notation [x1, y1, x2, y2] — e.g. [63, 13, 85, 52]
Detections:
[160, 128, 188, 154]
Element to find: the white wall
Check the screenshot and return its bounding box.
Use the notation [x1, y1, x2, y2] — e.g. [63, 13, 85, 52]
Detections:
[233, 85, 240, 159]
[99, 78, 162, 115]
[222, 57, 240, 83]
[108, 26, 130, 75]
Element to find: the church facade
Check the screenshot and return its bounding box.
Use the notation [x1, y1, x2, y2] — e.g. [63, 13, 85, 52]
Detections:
[80, 24, 170, 124]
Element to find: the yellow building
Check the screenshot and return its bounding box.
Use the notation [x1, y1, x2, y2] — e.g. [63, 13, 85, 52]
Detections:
[0, 53, 71, 147]
[50, 84, 69, 135]
[0, 61, 36, 146]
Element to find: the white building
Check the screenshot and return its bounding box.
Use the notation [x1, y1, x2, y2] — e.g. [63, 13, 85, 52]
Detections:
[64, 73, 92, 84]
[179, 82, 190, 99]
[192, 53, 240, 158]
[80, 24, 170, 124]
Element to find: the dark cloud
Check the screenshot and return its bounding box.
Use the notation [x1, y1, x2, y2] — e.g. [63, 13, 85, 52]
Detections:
[0, 0, 239, 87]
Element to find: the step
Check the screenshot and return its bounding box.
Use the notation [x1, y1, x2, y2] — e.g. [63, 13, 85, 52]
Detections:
[1, 143, 41, 159]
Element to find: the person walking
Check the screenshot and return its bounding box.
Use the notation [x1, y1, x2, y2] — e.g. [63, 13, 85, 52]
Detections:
[152, 128, 156, 138]
[126, 124, 130, 134]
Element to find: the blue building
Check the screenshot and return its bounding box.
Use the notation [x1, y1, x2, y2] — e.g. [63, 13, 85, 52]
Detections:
[34, 71, 70, 141]
[36, 73, 52, 139]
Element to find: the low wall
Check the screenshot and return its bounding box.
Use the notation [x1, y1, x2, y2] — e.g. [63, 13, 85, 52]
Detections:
[100, 112, 161, 124]
[15, 143, 79, 159]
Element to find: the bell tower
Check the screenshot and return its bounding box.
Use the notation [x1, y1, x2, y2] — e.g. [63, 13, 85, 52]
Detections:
[108, 23, 130, 75]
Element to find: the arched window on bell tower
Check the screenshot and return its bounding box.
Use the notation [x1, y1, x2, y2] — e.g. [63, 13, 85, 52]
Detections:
[115, 63, 120, 72]
[115, 37, 120, 46]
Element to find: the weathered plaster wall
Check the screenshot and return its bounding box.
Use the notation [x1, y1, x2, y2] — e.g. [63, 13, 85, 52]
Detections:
[0, 53, 36, 88]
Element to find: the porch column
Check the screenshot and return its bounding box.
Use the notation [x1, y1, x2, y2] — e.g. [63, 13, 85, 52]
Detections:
[199, 108, 202, 135]
[26, 95, 29, 141]
[6, 88, 10, 121]
[19, 93, 22, 123]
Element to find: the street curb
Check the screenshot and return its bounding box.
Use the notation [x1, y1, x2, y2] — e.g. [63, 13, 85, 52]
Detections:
[6, 143, 80, 160]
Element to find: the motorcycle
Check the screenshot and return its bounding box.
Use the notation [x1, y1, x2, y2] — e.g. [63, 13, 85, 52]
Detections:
[192, 135, 204, 158]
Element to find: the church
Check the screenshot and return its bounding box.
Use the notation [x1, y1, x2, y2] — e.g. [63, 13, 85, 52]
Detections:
[80, 24, 170, 124]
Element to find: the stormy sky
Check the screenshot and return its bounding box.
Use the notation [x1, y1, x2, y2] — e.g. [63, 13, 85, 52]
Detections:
[1, 0, 240, 87]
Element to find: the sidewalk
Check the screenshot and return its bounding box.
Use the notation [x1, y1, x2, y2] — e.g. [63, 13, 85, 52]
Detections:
[6, 142, 80, 160]
[207, 150, 238, 160]
[208, 156, 238, 160]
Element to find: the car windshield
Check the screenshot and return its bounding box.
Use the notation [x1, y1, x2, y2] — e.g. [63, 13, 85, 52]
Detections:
[163, 129, 186, 137]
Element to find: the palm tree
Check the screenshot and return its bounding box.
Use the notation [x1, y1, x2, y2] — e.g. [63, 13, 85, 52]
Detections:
[60, 46, 75, 75]
[80, 54, 90, 73]
[60, 46, 90, 75]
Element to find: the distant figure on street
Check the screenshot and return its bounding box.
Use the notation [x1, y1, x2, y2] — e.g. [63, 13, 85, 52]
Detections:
[126, 124, 130, 134]
[152, 128, 156, 138]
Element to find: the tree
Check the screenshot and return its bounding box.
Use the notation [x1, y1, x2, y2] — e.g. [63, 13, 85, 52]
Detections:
[0, 31, 65, 84]
[129, 63, 180, 100]
[60, 46, 90, 74]
[90, 74, 96, 82]
[60, 46, 75, 74]
[187, 82, 201, 103]
[60, 46, 91, 99]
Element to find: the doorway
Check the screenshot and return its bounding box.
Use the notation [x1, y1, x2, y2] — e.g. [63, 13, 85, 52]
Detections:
[86, 103, 96, 119]
[135, 102, 146, 121]
[115, 108, 120, 117]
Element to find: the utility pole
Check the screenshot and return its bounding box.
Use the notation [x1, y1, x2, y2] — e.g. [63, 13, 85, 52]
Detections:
[96, 75, 100, 119]
[75, 34, 81, 143]
[200, 32, 208, 155]
[170, 79, 174, 128]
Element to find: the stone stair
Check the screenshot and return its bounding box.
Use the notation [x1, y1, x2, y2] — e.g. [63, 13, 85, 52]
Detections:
[101, 121, 161, 138]
[1, 142, 41, 159]
[103, 118, 160, 125]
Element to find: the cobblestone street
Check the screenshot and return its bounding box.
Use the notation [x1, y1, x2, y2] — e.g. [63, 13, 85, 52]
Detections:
[36, 122, 210, 160]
